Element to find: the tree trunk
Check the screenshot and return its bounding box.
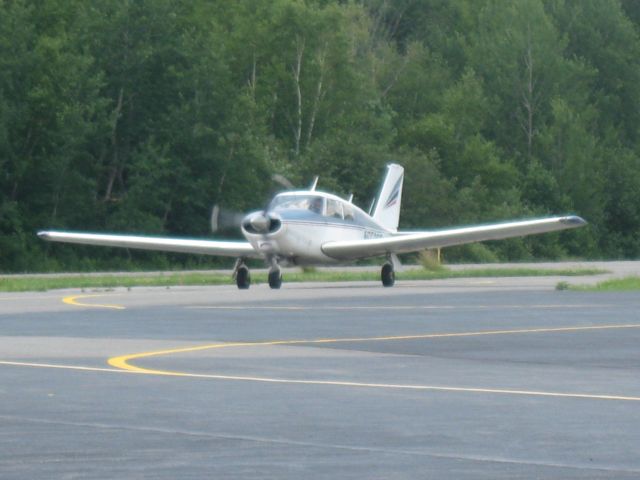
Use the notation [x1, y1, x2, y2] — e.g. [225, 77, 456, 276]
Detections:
[306, 44, 327, 150]
[104, 87, 124, 201]
[292, 35, 305, 156]
[519, 24, 537, 160]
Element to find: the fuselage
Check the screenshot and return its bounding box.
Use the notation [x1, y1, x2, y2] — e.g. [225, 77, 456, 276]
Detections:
[241, 191, 391, 265]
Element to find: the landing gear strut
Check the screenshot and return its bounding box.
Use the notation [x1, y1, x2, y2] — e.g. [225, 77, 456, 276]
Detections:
[267, 257, 282, 289]
[381, 262, 395, 287]
[268, 267, 282, 289]
[234, 259, 251, 289]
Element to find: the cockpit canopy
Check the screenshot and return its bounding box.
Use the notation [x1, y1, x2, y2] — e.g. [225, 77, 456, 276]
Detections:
[269, 194, 355, 220]
[269, 194, 324, 214]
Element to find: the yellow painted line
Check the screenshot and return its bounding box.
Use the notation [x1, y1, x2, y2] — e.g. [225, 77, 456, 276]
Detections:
[63, 294, 125, 310]
[106, 323, 640, 401]
[3, 360, 640, 402]
[110, 323, 640, 369]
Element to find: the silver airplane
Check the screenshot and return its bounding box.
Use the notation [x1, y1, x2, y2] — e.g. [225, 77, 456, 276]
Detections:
[38, 164, 586, 289]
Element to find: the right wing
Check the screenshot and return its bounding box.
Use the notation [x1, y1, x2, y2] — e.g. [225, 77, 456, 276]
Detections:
[322, 216, 587, 261]
[38, 231, 260, 258]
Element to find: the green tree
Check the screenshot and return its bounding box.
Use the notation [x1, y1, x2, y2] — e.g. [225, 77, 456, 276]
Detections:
[0, 0, 106, 270]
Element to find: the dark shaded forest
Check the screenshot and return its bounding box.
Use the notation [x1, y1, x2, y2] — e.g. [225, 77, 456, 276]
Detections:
[2, 0, 640, 272]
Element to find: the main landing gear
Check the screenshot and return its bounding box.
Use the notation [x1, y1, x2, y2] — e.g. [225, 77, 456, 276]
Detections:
[235, 263, 251, 289]
[235, 258, 394, 289]
[381, 262, 395, 287]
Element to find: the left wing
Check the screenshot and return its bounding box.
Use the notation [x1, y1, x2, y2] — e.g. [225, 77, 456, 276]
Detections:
[322, 216, 586, 261]
[38, 231, 260, 258]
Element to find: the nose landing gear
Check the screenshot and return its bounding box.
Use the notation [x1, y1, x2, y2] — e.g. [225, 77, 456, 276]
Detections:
[268, 267, 282, 289]
[267, 257, 282, 289]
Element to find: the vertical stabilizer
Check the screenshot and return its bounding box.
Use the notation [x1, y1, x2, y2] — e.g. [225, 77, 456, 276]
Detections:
[372, 163, 404, 231]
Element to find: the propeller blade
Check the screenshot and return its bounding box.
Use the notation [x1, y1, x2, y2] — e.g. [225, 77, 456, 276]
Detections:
[261, 173, 295, 216]
[271, 173, 294, 190]
[210, 205, 245, 233]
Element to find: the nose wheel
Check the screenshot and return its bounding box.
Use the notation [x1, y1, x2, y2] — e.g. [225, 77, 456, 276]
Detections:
[268, 267, 282, 289]
[381, 262, 395, 287]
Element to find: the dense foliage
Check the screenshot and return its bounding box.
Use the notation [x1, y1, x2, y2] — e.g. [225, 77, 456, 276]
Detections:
[2, 0, 640, 271]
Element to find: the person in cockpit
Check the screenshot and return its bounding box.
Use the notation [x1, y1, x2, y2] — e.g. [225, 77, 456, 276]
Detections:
[310, 197, 323, 214]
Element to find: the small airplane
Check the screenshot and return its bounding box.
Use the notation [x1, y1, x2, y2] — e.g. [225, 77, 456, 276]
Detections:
[38, 164, 586, 289]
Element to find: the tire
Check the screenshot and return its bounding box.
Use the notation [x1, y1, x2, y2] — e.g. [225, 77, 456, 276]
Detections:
[236, 266, 251, 289]
[381, 263, 395, 287]
[268, 269, 282, 289]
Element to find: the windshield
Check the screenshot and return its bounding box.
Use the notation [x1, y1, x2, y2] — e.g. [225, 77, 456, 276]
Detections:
[269, 195, 324, 214]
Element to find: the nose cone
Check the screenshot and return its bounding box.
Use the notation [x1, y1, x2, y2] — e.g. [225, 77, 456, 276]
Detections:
[249, 213, 270, 232]
[242, 212, 282, 235]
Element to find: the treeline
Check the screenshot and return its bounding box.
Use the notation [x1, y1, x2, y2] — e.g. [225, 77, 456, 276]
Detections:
[2, 0, 640, 271]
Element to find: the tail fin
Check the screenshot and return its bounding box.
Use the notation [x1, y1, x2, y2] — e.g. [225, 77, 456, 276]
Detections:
[372, 163, 404, 231]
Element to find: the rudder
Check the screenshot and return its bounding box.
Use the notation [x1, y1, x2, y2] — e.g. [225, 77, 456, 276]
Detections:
[372, 163, 404, 231]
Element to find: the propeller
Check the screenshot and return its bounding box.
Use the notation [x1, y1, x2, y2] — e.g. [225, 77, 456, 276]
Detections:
[210, 173, 295, 234]
[272, 173, 294, 190]
[210, 205, 246, 234]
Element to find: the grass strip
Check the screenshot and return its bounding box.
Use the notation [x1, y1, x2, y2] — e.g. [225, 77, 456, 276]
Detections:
[283, 267, 606, 283]
[560, 276, 640, 292]
[0, 267, 606, 292]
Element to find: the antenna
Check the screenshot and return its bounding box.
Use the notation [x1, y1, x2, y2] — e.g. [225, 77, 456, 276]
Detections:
[309, 176, 319, 191]
[347, 193, 354, 203]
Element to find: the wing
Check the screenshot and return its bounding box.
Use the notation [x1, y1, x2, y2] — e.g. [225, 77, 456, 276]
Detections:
[321, 216, 587, 261]
[38, 231, 260, 258]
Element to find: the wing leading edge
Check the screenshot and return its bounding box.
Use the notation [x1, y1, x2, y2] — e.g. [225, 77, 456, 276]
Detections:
[321, 216, 587, 261]
[38, 231, 259, 258]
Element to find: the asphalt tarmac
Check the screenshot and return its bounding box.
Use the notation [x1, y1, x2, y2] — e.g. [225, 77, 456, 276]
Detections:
[1, 266, 640, 479]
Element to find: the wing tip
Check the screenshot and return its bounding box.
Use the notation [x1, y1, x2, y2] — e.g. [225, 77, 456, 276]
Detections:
[560, 215, 587, 227]
[37, 231, 51, 240]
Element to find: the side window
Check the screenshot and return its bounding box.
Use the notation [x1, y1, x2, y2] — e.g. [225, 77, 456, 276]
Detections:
[325, 199, 343, 219]
[343, 203, 355, 221]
